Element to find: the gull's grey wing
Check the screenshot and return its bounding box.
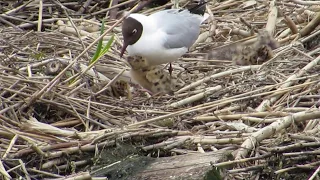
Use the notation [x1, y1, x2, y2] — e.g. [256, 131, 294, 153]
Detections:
[150, 9, 204, 49]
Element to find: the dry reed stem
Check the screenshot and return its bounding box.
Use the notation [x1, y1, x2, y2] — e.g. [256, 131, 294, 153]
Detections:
[177, 65, 261, 93]
[37, 0, 43, 32]
[265, 0, 278, 36]
[300, 12, 320, 37]
[290, 0, 320, 5]
[1, 0, 320, 178]
[256, 55, 320, 111]
[308, 166, 320, 180]
[0, 160, 11, 180]
[169, 85, 222, 108]
[236, 109, 320, 159]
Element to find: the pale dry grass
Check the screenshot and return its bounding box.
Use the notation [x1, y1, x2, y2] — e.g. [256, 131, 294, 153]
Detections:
[0, 0, 320, 179]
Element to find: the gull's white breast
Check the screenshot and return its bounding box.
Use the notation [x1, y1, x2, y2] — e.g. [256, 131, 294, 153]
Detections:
[126, 11, 200, 65]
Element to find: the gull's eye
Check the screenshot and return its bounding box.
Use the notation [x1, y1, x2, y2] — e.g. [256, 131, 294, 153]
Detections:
[132, 29, 137, 34]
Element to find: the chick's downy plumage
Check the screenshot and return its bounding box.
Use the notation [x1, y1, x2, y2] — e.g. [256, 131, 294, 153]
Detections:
[127, 56, 183, 95]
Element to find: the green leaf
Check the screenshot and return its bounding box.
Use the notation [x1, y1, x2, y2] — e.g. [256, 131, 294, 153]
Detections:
[99, 34, 114, 58]
[90, 19, 105, 64]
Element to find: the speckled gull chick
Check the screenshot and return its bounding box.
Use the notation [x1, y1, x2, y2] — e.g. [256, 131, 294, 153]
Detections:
[120, 1, 209, 66]
[127, 56, 184, 95]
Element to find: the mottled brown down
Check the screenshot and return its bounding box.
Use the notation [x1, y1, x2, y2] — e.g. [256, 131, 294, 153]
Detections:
[207, 30, 279, 65]
[127, 56, 183, 94]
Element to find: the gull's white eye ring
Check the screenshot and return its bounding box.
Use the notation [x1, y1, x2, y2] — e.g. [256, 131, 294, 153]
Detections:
[132, 29, 137, 33]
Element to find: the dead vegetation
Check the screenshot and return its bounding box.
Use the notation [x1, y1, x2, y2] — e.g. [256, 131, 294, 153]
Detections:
[1, 0, 320, 179]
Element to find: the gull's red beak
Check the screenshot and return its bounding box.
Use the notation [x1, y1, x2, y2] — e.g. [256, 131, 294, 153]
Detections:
[120, 42, 128, 58]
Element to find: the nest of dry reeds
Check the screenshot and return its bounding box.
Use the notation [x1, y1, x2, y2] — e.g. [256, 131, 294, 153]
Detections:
[1, 0, 320, 179]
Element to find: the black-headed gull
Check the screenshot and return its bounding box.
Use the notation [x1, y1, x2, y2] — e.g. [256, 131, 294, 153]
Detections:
[120, 1, 209, 66]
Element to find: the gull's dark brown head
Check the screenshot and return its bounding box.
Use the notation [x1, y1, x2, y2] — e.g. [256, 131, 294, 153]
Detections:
[120, 17, 143, 57]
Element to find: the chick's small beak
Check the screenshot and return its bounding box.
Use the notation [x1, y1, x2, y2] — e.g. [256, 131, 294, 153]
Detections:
[120, 43, 128, 58]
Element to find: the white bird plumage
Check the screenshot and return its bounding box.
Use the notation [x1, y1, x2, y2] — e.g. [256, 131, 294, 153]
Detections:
[121, 6, 209, 66]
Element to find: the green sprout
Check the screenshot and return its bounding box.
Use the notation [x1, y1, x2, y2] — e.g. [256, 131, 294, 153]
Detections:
[90, 19, 114, 65]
